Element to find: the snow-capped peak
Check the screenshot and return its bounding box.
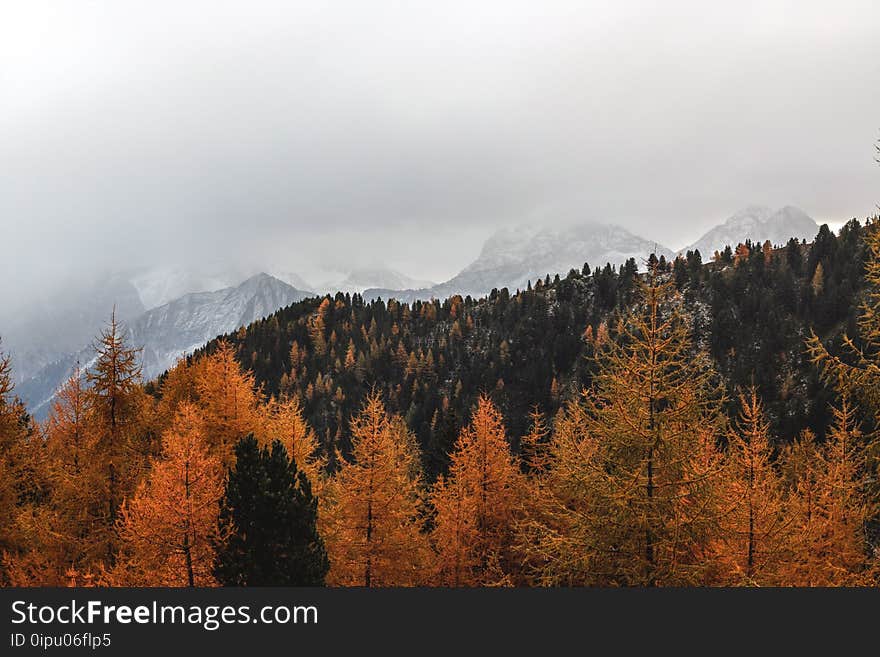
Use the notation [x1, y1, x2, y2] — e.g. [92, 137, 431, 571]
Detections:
[128, 264, 252, 310]
[720, 206, 775, 227]
[364, 220, 673, 303]
[684, 206, 819, 256]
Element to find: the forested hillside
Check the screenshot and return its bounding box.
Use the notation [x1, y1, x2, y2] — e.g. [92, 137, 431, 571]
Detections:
[188, 220, 871, 480]
[1, 217, 878, 587]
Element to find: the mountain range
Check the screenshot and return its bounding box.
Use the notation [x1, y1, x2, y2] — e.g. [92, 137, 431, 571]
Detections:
[365, 222, 674, 302]
[682, 205, 819, 257]
[128, 264, 255, 310]
[17, 274, 309, 418]
[365, 206, 819, 302]
[7, 205, 822, 416]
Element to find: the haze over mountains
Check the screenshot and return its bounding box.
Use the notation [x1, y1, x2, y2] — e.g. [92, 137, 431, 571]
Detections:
[5, 205, 823, 416]
[284, 268, 436, 297]
[365, 222, 675, 303]
[364, 206, 820, 302]
[2, 275, 146, 384]
[17, 274, 310, 418]
[128, 264, 255, 310]
[682, 206, 820, 258]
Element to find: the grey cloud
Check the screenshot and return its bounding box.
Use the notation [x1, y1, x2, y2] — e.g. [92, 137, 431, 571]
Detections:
[1, 0, 878, 316]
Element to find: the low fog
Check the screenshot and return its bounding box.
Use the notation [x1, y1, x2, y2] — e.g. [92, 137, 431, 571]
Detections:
[2, 0, 879, 317]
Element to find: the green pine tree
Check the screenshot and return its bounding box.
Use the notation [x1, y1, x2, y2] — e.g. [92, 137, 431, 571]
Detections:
[215, 435, 329, 585]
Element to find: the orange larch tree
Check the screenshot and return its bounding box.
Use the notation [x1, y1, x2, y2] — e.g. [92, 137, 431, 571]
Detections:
[780, 429, 825, 585]
[195, 340, 261, 464]
[518, 272, 726, 586]
[782, 391, 874, 585]
[114, 403, 224, 586]
[43, 371, 107, 569]
[0, 342, 23, 562]
[322, 392, 430, 586]
[259, 395, 325, 491]
[0, 341, 45, 583]
[519, 405, 551, 474]
[713, 388, 791, 585]
[514, 394, 599, 585]
[85, 310, 149, 564]
[153, 355, 204, 431]
[431, 395, 527, 586]
[815, 391, 875, 583]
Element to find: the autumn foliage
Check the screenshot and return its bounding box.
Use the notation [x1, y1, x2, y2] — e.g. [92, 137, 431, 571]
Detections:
[520, 274, 727, 586]
[113, 403, 223, 586]
[322, 392, 430, 586]
[1, 220, 880, 587]
[431, 395, 526, 586]
[712, 388, 790, 585]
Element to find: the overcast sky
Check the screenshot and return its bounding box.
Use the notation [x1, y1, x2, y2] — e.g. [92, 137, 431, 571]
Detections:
[1, 0, 878, 311]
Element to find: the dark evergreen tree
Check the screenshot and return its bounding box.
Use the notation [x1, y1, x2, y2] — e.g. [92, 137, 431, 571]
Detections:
[215, 435, 329, 586]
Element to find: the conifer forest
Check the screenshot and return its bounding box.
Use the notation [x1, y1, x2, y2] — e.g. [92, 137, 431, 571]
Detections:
[2, 216, 879, 587]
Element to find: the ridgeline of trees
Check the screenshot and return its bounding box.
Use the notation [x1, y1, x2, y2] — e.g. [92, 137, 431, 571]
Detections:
[196, 217, 873, 479]
[0, 216, 878, 587]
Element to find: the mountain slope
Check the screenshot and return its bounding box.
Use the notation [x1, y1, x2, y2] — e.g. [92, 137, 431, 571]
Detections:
[18, 273, 310, 418]
[684, 205, 819, 257]
[4, 265, 261, 384]
[268, 270, 315, 293]
[365, 222, 673, 302]
[129, 273, 310, 378]
[206, 219, 870, 480]
[128, 264, 254, 310]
